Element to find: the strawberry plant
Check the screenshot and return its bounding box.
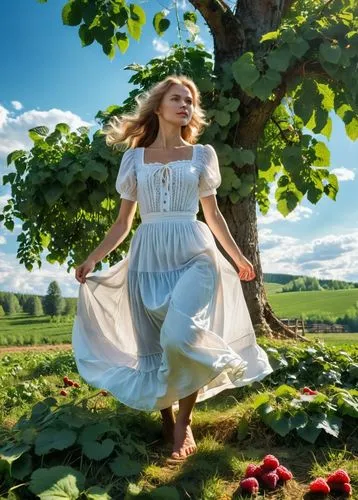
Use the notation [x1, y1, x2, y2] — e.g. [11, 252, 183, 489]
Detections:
[252, 384, 358, 444]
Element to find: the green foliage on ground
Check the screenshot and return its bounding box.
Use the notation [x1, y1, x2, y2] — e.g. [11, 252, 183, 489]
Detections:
[0, 339, 357, 498]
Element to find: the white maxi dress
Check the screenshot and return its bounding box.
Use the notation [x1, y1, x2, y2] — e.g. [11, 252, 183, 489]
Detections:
[72, 143, 274, 412]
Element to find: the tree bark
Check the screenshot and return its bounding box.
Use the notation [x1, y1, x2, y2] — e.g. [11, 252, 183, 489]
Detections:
[190, 0, 310, 340]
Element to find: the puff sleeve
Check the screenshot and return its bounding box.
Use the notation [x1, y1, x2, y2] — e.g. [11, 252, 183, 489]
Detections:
[199, 144, 222, 198]
[115, 149, 137, 201]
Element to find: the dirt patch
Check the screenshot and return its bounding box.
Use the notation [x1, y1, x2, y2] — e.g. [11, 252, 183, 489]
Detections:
[0, 343, 72, 354]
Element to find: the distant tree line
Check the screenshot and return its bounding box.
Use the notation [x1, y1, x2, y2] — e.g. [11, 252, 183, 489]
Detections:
[280, 276, 356, 292]
[0, 281, 76, 318]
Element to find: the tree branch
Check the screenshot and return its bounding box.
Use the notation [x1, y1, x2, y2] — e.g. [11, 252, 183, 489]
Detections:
[282, 0, 296, 16]
[189, 0, 245, 62]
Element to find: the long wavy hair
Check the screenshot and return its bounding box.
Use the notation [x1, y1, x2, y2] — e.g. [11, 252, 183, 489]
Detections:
[102, 74, 210, 151]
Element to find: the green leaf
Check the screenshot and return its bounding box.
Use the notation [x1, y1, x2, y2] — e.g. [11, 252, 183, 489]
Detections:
[127, 4, 146, 41]
[290, 411, 308, 430]
[153, 11, 170, 36]
[55, 123, 71, 135]
[35, 429, 77, 455]
[251, 76, 277, 100]
[109, 454, 142, 477]
[224, 98, 240, 112]
[233, 148, 255, 167]
[28, 126, 49, 143]
[324, 174, 338, 200]
[215, 110, 231, 126]
[260, 30, 279, 43]
[116, 32, 129, 54]
[313, 142, 330, 167]
[79, 23, 95, 47]
[43, 183, 64, 208]
[62, 1, 82, 26]
[252, 393, 270, 409]
[266, 45, 292, 72]
[29, 466, 85, 499]
[296, 421, 322, 443]
[82, 439, 115, 461]
[274, 384, 297, 398]
[315, 415, 342, 437]
[0, 443, 31, 466]
[289, 37, 310, 58]
[319, 42, 342, 64]
[264, 410, 291, 437]
[232, 52, 260, 89]
[7, 150, 27, 167]
[151, 486, 180, 499]
[85, 486, 112, 500]
[346, 115, 358, 140]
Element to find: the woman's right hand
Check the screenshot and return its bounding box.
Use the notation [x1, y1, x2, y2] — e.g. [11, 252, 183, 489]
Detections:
[75, 258, 96, 284]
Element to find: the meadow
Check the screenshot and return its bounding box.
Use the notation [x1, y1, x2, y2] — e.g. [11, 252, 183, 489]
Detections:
[1, 286, 358, 347]
[0, 337, 357, 499]
[0, 287, 357, 498]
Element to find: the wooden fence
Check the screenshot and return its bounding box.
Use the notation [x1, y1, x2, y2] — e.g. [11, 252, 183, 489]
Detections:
[279, 318, 347, 335]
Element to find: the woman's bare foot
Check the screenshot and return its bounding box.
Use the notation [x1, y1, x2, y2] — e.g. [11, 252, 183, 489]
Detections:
[170, 418, 197, 460]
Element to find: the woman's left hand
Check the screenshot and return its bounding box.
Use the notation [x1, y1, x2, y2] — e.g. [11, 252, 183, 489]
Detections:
[236, 255, 256, 281]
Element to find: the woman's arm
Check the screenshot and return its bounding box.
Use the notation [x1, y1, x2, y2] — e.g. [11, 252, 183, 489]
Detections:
[200, 194, 256, 281]
[87, 199, 137, 263]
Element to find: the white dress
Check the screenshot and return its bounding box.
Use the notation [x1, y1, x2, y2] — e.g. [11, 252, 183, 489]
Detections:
[72, 143, 273, 412]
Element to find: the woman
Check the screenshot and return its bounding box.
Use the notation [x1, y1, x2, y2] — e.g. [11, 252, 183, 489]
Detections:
[73, 74, 273, 463]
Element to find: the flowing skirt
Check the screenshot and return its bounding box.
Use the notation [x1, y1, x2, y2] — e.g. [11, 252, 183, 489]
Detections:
[72, 211, 273, 411]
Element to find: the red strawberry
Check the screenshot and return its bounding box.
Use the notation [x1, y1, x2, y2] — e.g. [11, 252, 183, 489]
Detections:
[327, 469, 351, 484]
[261, 471, 279, 489]
[342, 483, 352, 495]
[309, 478, 330, 494]
[240, 477, 259, 494]
[276, 465, 293, 481]
[252, 464, 264, 478]
[63, 376, 69, 383]
[73, 382, 80, 388]
[302, 386, 318, 395]
[60, 389, 67, 396]
[263, 454, 280, 470]
[100, 390, 108, 396]
[245, 464, 260, 478]
[66, 380, 74, 386]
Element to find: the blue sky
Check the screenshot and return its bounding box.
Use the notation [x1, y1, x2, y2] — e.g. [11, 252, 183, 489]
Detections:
[0, 0, 357, 298]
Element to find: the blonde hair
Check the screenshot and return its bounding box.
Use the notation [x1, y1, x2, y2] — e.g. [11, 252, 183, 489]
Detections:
[102, 74, 209, 151]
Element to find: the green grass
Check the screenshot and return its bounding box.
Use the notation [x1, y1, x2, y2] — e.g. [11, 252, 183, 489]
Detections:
[268, 287, 358, 318]
[2, 285, 358, 347]
[0, 313, 72, 346]
[305, 333, 358, 345]
[0, 343, 357, 499]
[264, 283, 283, 294]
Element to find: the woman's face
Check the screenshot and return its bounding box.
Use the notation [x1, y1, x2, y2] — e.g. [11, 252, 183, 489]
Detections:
[156, 84, 194, 127]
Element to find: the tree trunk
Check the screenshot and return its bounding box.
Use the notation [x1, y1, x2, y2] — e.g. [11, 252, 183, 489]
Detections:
[191, 0, 310, 341]
[218, 192, 306, 341]
[217, 109, 308, 341]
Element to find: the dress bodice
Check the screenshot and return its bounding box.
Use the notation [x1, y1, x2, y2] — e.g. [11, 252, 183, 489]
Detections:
[115, 143, 221, 216]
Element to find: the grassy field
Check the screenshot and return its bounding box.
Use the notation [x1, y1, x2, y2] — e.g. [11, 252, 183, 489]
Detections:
[268, 287, 358, 317]
[0, 313, 72, 346]
[1, 339, 357, 499]
[1, 285, 358, 346]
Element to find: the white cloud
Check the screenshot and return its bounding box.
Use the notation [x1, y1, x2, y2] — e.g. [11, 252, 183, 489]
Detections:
[152, 38, 170, 54]
[0, 104, 94, 166]
[11, 101, 23, 111]
[0, 250, 81, 297]
[0, 103, 98, 297]
[259, 228, 358, 282]
[331, 166, 355, 181]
